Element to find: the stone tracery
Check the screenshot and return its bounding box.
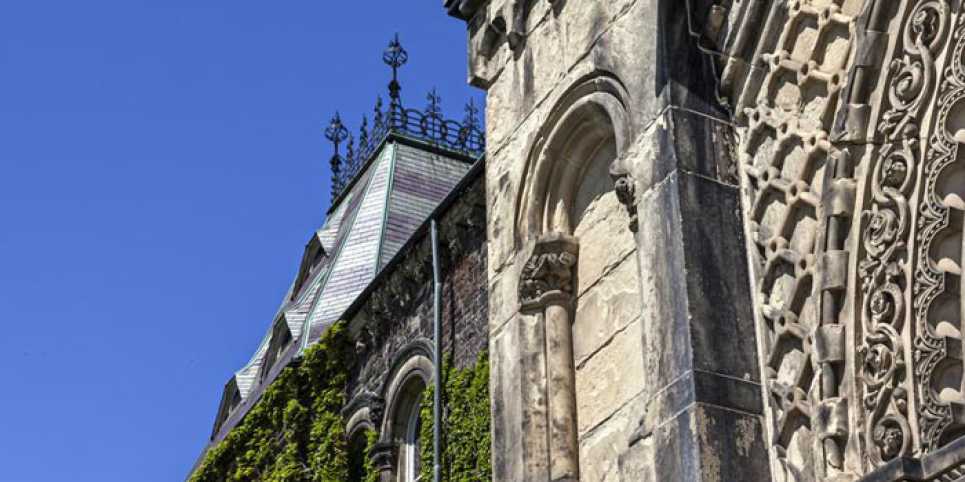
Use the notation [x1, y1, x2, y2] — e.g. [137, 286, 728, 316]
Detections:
[732, 0, 965, 478]
[734, 0, 862, 478]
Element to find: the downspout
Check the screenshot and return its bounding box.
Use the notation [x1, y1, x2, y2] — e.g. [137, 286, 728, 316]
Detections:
[430, 218, 443, 482]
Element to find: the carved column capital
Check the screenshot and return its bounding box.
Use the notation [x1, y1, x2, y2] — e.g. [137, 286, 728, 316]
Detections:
[369, 440, 396, 473]
[518, 233, 579, 313]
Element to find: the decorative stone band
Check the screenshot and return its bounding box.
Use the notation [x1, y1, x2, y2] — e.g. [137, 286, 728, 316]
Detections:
[518, 233, 580, 313]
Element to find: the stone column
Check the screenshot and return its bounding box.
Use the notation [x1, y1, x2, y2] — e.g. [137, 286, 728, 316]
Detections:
[519, 233, 580, 482]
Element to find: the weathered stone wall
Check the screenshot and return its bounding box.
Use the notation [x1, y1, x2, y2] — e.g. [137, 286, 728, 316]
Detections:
[451, 1, 770, 480]
[445, 0, 965, 480]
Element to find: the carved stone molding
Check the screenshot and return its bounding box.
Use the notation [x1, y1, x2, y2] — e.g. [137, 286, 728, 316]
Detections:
[854, 0, 953, 472]
[369, 397, 386, 432]
[492, 0, 530, 50]
[342, 392, 385, 425]
[734, 0, 965, 476]
[518, 233, 579, 312]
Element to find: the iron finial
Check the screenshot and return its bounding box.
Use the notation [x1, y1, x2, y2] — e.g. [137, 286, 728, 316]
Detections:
[463, 98, 480, 130]
[426, 88, 442, 116]
[373, 96, 385, 132]
[345, 134, 356, 173]
[383, 33, 409, 72]
[383, 34, 408, 112]
[325, 112, 350, 147]
[325, 112, 350, 199]
[358, 115, 369, 160]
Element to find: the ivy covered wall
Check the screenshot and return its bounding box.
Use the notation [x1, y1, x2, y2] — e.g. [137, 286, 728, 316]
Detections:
[419, 353, 492, 482]
[190, 323, 491, 482]
[191, 323, 354, 482]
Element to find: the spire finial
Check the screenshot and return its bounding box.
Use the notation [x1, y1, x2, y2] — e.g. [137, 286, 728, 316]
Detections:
[426, 88, 442, 116]
[325, 112, 350, 198]
[373, 96, 385, 135]
[458, 98, 484, 152]
[463, 98, 480, 130]
[359, 115, 369, 159]
[383, 34, 408, 114]
[345, 134, 356, 176]
[325, 111, 350, 147]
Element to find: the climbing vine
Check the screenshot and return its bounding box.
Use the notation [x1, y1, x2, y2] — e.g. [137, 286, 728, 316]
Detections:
[191, 322, 354, 482]
[190, 323, 491, 482]
[361, 429, 380, 482]
[419, 352, 492, 482]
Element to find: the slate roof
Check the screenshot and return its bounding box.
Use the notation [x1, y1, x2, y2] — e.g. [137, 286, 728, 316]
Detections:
[205, 134, 476, 445]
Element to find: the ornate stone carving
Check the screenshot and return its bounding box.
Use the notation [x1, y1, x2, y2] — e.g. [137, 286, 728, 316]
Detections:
[734, 0, 862, 478]
[857, 132, 916, 467]
[518, 233, 579, 312]
[912, 0, 961, 455]
[853, 0, 952, 471]
[370, 396, 386, 431]
[517, 232, 580, 479]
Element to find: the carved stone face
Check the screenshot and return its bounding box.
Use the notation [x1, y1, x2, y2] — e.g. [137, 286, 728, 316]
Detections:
[862, 343, 894, 388]
[874, 423, 903, 460]
[912, 8, 938, 44]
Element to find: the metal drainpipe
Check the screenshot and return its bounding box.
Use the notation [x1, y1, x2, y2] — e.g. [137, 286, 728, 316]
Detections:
[430, 218, 443, 482]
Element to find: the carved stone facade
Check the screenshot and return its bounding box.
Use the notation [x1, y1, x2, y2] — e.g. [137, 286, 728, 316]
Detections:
[442, 0, 965, 480]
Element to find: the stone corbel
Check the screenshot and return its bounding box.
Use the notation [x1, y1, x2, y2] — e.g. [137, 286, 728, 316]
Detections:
[609, 163, 639, 233]
[519, 233, 580, 481]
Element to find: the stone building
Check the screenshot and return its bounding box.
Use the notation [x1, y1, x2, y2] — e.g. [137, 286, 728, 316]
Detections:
[194, 0, 965, 480]
[441, 0, 965, 480]
[192, 37, 491, 481]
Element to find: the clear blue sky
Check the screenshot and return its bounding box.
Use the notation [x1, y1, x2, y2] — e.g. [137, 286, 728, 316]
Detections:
[0, 2, 481, 480]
